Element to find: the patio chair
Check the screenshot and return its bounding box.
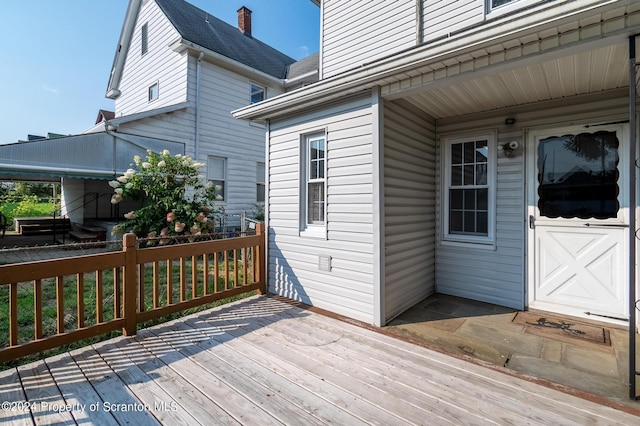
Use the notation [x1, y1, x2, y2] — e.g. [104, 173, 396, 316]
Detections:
[0, 212, 6, 237]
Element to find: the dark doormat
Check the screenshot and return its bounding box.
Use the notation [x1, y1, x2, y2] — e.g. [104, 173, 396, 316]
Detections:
[513, 312, 611, 346]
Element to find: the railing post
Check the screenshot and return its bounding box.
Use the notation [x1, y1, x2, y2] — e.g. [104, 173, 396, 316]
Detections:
[256, 223, 266, 295]
[123, 233, 138, 336]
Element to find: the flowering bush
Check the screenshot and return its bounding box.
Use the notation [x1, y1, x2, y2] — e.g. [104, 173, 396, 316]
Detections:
[110, 149, 221, 244]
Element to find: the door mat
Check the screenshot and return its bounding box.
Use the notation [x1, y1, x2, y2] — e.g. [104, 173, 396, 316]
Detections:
[512, 312, 610, 346]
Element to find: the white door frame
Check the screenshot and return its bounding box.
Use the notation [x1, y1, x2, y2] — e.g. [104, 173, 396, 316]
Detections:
[526, 122, 630, 323]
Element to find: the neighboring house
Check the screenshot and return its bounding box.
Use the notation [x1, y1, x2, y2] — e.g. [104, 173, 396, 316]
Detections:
[234, 0, 640, 327]
[0, 0, 317, 231]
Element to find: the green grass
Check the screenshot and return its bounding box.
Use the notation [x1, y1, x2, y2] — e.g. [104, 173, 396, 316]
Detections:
[1, 199, 56, 231]
[0, 255, 256, 370]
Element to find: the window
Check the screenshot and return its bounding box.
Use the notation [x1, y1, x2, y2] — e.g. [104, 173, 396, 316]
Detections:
[250, 84, 265, 104]
[301, 133, 326, 235]
[491, 0, 516, 8]
[443, 133, 496, 244]
[207, 156, 227, 201]
[257, 162, 265, 203]
[141, 23, 148, 55]
[148, 82, 159, 101]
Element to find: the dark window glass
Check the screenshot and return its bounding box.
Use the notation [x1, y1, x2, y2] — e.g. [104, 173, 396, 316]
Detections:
[537, 131, 619, 219]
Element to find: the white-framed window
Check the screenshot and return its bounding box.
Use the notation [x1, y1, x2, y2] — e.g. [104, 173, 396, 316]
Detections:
[442, 132, 496, 245]
[141, 22, 148, 56]
[207, 156, 227, 201]
[256, 162, 265, 203]
[300, 132, 326, 237]
[148, 82, 159, 102]
[250, 83, 265, 104]
[487, 0, 543, 16]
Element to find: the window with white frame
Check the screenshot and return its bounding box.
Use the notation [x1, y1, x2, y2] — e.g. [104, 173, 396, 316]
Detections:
[148, 82, 159, 102]
[207, 156, 227, 201]
[301, 133, 326, 234]
[250, 83, 265, 104]
[141, 23, 148, 56]
[256, 162, 265, 203]
[443, 133, 496, 244]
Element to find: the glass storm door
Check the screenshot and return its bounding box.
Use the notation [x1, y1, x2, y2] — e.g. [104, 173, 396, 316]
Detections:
[528, 125, 628, 320]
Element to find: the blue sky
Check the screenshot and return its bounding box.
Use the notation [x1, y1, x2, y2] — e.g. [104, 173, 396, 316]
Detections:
[0, 0, 320, 144]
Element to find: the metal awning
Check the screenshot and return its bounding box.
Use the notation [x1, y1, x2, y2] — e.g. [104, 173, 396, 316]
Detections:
[0, 132, 185, 181]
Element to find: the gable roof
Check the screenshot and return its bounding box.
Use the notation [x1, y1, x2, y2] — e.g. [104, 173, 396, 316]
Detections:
[155, 0, 295, 79]
[107, 0, 298, 98]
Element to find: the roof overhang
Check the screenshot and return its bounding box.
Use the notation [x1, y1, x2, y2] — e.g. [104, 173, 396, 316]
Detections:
[234, 0, 640, 122]
[172, 39, 286, 88]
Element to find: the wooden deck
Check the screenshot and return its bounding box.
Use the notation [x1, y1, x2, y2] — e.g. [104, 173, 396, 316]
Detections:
[1, 296, 637, 425]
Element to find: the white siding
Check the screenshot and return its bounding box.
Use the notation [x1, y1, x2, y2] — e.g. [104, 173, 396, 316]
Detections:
[384, 100, 437, 321]
[117, 52, 284, 220]
[422, 0, 484, 41]
[115, 0, 188, 116]
[268, 96, 376, 323]
[321, 0, 415, 78]
[61, 178, 85, 224]
[435, 92, 631, 310]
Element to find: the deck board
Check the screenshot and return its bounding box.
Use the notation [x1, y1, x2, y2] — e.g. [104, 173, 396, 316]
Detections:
[1, 295, 638, 425]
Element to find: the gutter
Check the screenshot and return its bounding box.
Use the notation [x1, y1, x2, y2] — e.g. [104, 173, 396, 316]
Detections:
[233, 0, 631, 121]
[284, 70, 319, 89]
[106, 0, 143, 99]
[195, 51, 205, 159]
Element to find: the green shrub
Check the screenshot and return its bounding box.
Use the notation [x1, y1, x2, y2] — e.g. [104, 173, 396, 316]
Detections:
[0, 196, 55, 230]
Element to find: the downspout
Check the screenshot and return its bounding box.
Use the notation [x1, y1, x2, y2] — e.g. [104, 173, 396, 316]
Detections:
[195, 51, 205, 160]
[629, 34, 638, 401]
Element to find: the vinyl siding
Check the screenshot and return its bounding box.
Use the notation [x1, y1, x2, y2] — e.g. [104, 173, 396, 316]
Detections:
[115, 0, 188, 116]
[268, 96, 376, 323]
[117, 54, 284, 219]
[384, 100, 436, 321]
[434, 92, 631, 310]
[422, 0, 484, 41]
[321, 0, 415, 78]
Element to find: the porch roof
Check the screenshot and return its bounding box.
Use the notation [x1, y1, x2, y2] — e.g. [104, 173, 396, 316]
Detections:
[234, 1, 640, 122]
[0, 132, 184, 182]
[1, 296, 637, 424]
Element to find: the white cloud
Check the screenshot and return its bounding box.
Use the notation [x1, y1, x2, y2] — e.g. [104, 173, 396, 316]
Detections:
[43, 85, 59, 95]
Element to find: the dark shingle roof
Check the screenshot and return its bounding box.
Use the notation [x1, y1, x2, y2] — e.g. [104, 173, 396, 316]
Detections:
[155, 0, 296, 79]
[287, 52, 319, 80]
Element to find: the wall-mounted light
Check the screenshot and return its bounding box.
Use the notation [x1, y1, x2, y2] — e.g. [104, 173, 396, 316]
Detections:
[503, 141, 519, 157]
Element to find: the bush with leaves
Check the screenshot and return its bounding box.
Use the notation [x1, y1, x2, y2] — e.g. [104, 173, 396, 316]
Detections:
[109, 149, 221, 244]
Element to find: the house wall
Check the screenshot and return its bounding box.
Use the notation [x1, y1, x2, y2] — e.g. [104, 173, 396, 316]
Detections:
[116, 47, 285, 220]
[434, 91, 630, 309]
[268, 96, 377, 323]
[61, 178, 85, 224]
[422, 0, 484, 41]
[115, 0, 188, 117]
[384, 100, 437, 321]
[320, 0, 415, 79]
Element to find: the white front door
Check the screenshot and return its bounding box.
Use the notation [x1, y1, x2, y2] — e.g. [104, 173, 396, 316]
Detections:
[527, 124, 629, 321]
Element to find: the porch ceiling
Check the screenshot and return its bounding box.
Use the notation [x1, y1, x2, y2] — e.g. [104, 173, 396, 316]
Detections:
[402, 40, 635, 120]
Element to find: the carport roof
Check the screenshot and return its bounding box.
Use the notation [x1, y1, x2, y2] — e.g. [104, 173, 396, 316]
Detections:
[0, 132, 184, 181]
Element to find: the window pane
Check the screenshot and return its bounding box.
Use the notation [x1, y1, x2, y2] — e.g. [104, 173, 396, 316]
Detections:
[475, 140, 488, 162]
[451, 165, 462, 186]
[476, 163, 487, 185]
[463, 211, 476, 233]
[450, 189, 463, 209]
[251, 84, 265, 104]
[537, 131, 619, 219]
[477, 188, 488, 210]
[464, 165, 474, 185]
[450, 210, 463, 233]
[307, 182, 324, 224]
[464, 189, 476, 210]
[451, 143, 462, 165]
[257, 184, 265, 203]
[210, 180, 225, 201]
[464, 142, 475, 163]
[476, 212, 488, 235]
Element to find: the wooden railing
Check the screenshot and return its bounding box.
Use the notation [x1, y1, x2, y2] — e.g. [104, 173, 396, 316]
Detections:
[0, 223, 265, 364]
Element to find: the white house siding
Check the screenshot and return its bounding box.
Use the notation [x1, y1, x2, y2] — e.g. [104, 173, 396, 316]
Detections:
[115, 0, 187, 117]
[434, 91, 630, 310]
[268, 96, 376, 323]
[384, 100, 437, 321]
[321, 0, 415, 79]
[422, 0, 484, 41]
[61, 178, 85, 224]
[192, 59, 284, 219]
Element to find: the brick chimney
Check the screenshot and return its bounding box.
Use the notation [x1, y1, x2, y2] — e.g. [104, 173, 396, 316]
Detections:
[237, 6, 252, 36]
